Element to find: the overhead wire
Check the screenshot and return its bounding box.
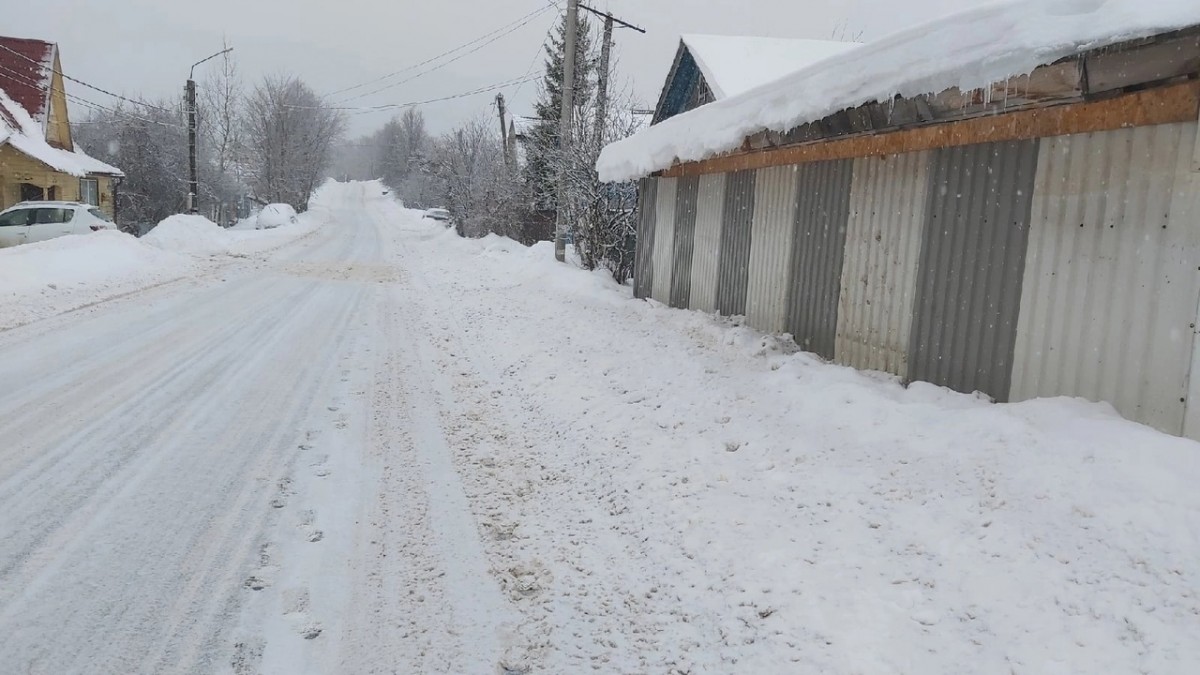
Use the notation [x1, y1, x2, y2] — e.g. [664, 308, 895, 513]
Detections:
[328, 3, 554, 102]
[0, 41, 175, 113]
[0, 62, 185, 129]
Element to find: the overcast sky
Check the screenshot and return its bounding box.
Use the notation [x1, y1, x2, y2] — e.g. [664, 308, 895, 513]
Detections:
[10, 0, 990, 137]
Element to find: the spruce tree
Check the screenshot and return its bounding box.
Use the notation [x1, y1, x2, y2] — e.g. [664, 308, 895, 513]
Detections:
[524, 13, 594, 214]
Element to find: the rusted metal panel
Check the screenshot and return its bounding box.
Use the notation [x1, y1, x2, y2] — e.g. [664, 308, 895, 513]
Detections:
[633, 177, 657, 300]
[716, 169, 756, 316]
[670, 175, 700, 309]
[785, 159, 854, 359]
[909, 139, 1039, 400]
[746, 166, 800, 332]
[1013, 122, 1200, 435]
[650, 177, 678, 304]
[835, 151, 930, 377]
[688, 173, 726, 313]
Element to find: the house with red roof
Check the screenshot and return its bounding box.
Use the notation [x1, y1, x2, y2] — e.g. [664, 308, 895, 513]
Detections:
[0, 35, 122, 218]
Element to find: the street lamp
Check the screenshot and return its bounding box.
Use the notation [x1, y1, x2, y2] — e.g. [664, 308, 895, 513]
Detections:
[186, 47, 233, 214]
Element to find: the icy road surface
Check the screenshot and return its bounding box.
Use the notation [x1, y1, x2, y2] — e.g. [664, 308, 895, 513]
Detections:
[1, 182, 1197, 674]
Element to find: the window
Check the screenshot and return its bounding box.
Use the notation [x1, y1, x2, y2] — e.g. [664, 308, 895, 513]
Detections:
[80, 178, 100, 206]
[0, 209, 33, 227]
[88, 208, 112, 222]
[33, 208, 73, 224]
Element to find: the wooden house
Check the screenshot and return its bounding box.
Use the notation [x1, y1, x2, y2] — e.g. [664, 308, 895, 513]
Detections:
[0, 35, 122, 218]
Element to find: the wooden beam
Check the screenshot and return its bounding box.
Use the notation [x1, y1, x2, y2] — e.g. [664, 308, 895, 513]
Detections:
[660, 81, 1200, 178]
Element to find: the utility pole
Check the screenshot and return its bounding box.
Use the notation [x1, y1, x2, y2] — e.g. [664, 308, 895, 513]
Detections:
[186, 47, 233, 215]
[496, 93, 512, 170]
[554, 0, 579, 262]
[579, 2, 645, 145]
[186, 79, 198, 213]
[593, 14, 614, 144]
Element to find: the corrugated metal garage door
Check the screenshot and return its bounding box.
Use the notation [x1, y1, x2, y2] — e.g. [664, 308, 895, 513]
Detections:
[786, 159, 853, 359]
[909, 139, 1039, 400]
[650, 177, 678, 304]
[716, 169, 756, 316]
[670, 175, 700, 309]
[633, 177, 658, 300]
[746, 165, 800, 333]
[689, 174, 727, 313]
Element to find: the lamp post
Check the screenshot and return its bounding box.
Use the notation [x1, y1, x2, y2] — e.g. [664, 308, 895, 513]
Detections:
[186, 47, 233, 214]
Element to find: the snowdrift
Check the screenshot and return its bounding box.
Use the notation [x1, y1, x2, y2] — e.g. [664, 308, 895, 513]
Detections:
[0, 231, 192, 329]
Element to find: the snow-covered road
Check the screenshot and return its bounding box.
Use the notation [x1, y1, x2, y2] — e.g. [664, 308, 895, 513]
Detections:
[1, 182, 1197, 674]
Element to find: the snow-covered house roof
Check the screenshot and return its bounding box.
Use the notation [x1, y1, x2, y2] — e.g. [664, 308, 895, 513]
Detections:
[602, 0, 1200, 182]
[0, 35, 122, 177]
[0, 36, 55, 132]
[653, 35, 860, 125]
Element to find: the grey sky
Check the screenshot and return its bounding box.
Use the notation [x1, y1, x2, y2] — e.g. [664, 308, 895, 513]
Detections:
[9, 0, 988, 137]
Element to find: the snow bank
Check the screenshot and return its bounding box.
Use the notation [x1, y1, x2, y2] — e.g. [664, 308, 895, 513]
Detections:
[0, 231, 192, 329]
[144, 207, 322, 257]
[598, 0, 1200, 181]
[381, 200, 1200, 672]
[256, 203, 298, 230]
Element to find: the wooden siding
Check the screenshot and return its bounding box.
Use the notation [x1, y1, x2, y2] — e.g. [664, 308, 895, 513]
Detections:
[0, 145, 115, 218]
[660, 81, 1200, 178]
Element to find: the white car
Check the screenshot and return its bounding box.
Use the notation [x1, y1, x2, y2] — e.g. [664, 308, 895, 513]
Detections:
[0, 201, 116, 248]
[256, 203, 298, 230]
[423, 208, 452, 225]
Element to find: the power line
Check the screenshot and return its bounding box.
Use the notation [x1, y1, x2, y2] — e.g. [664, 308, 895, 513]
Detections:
[342, 74, 541, 116]
[512, 2, 564, 102]
[0, 61, 184, 129]
[0, 41, 175, 113]
[335, 6, 554, 104]
[327, 4, 553, 101]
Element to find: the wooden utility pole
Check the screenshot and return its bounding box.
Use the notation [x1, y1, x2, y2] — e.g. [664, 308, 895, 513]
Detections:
[496, 93, 512, 170]
[593, 14, 614, 144]
[554, 0, 579, 262]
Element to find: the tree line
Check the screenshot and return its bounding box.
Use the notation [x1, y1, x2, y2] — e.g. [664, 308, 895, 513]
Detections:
[332, 13, 643, 281]
[73, 51, 345, 229]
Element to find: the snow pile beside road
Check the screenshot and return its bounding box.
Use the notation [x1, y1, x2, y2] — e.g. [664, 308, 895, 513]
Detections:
[0, 231, 193, 330]
[144, 209, 323, 257]
[383, 202, 1200, 672]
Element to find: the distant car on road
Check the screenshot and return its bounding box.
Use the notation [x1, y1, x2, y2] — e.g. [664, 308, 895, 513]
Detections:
[423, 208, 452, 226]
[0, 201, 115, 248]
[256, 203, 298, 230]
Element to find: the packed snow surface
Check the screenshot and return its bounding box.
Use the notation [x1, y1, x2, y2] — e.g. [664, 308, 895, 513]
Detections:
[0, 203, 323, 330]
[598, 0, 1200, 181]
[0, 182, 1196, 673]
[680, 35, 860, 99]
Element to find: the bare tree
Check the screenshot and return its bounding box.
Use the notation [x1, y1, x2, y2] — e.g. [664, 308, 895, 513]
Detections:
[244, 74, 345, 210]
[199, 40, 243, 178]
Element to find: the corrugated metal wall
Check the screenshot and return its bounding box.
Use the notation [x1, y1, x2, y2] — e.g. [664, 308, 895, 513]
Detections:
[716, 169, 756, 316]
[785, 159, 854, 359]
[670, 175, 700, 309]
[633, 177, 657, 300]
[909, 139, 1040, 401]
[746, 166, 800, 332]
[650, 177, 678, 304]
[1012, 122, 1200, 435]
[689, 173, 726, 313]
[835, 152, 930, 378]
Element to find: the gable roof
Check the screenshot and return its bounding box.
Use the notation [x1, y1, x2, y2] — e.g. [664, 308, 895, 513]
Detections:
[0, 37, 122, 178]
[0, 35, 55, 133]
[600, 0, 1200, 182]
[680, 35, 861, 100]
[652, 35, 860, 124]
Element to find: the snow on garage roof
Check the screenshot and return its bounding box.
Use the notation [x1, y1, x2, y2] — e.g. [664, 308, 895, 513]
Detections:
[598, 0, 1200, 182]
[680, 35, 861, 100]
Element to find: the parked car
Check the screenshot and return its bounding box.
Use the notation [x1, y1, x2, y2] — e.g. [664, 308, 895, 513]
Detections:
[423, 208, 452, 226]
[0, 201, 115, 248]
[256, 203, 298, 230]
